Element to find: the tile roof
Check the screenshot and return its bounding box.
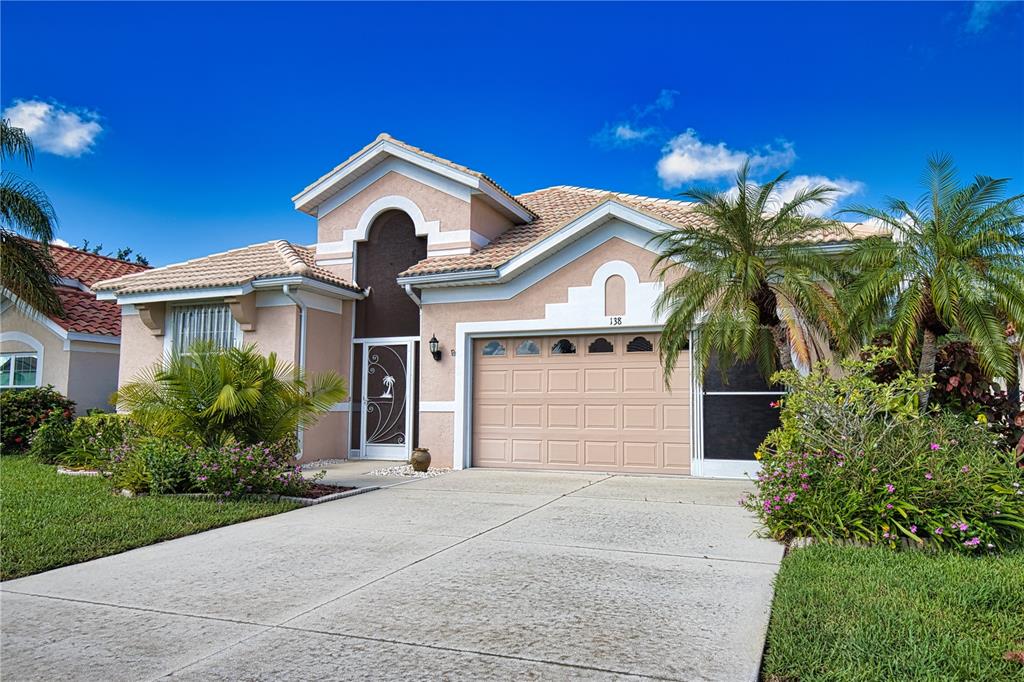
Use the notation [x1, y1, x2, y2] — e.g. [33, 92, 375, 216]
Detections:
[294, 133, 535, 220]
[93, 240, 362, 296]
[36, 243, 149, 336]
[400, 185, 889, 277]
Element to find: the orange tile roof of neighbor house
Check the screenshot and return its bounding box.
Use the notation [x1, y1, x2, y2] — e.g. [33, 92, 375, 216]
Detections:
[44, 243, 150, 336]
[92, 240, 362, 296]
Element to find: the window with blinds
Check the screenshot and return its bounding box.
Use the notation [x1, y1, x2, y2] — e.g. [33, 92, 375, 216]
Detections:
[171, 304, 240, 352]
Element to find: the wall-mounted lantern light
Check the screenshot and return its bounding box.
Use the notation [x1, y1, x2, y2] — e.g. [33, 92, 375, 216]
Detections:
[429, 334, 442, 361]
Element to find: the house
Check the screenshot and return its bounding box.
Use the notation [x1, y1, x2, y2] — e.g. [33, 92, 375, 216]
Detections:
[0, 243, 149, 412]
[94, 134, 882, 476]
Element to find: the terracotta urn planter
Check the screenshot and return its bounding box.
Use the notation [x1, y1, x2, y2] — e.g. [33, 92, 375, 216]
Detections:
[410, 447, 431, 472]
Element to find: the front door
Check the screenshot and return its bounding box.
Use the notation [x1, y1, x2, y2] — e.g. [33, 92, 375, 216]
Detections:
[360, 341, 414, 459]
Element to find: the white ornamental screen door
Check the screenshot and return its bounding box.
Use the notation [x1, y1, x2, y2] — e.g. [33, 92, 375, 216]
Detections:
[360, 340, 415, 460]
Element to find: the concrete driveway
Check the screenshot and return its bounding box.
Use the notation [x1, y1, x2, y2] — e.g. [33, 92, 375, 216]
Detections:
[1, 469, 782, 681]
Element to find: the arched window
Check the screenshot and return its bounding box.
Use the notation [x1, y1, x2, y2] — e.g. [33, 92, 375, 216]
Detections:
[626, 336, 653, 352]
[551, 338, 576, 355]
[515, 339, 540, 356]
[588, 337, 614, 353]
[481, 340, 506, 356]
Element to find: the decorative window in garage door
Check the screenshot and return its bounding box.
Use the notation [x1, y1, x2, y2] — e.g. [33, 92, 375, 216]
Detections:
[515, 339, 540, 356]
[551, 338, 576, 354]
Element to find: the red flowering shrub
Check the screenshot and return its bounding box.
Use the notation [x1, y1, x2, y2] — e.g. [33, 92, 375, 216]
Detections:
[0, 386, 75, 453]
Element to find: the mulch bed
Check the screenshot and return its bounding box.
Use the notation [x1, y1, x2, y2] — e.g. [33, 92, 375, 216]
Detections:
[300, 483, 357, 499]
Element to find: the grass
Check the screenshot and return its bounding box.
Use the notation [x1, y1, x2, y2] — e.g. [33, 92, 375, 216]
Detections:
[0, 455, 299, 580]
[763, 544, 1024, 682]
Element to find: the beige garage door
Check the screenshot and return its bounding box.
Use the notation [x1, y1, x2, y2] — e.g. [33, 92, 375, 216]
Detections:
[472, 333, 691, 474]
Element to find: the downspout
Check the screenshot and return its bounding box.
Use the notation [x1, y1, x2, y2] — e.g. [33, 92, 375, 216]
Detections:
[403, 283, 421, 308]
[282, 284, 307, 458]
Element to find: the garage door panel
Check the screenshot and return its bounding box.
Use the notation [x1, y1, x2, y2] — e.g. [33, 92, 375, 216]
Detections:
[623, 441, 658, 468]
[472, 334, 690, 474]
[511, 439, 543, 463]
[583, 367, 618, 392]
[547, 404, 579, 429]
[622, 367, 657, 393]
[584, 404, 617, 429]
[512, 369, 543, 393]
[584, 440, 618, 466]
[547, 369, 579, 392]
[511, 404, 543, 428]
[622, 404, 658, 430]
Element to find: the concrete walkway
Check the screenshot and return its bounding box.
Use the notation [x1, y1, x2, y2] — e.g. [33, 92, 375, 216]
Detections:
[1, 469, 782, 681]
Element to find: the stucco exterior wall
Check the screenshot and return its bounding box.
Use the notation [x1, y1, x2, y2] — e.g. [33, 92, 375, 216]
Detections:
[118, 311, 165, 388]
[244, 306, 299, 365]
[317, 171, 471, 248]
[300, 305, 351, 461]
[0, 309, 70, 394]
[67, 348, 120, 412]
[469, 196, 514, 245]
[416, 237, 667, 467]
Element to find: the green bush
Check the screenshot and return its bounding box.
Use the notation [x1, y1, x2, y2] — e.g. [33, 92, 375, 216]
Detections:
[745, 351, 1024, 552]
[110, 447, 151, 495]
[136, 438, 193, 494]
[27, 411, 74, 464]
[61, 413, 143, 470]
[190, 440, 317, 498]
[0, 386, 75, 453]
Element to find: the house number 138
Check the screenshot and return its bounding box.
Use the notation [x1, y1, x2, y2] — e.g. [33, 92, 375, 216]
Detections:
[609, 316, 622, 326]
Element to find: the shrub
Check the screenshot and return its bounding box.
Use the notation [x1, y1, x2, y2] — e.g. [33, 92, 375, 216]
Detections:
[28, 411, 74, 464]
[61, 414, 143, 470]
[110, 447, 151, 495]
[932, 341, 1020, 449]
[136, 438, 193, 494]
[115, 342, 347, 448]
[190, 440, 317, 498]
[745, 351, 1024, 553]
[0, 386, 75, 453]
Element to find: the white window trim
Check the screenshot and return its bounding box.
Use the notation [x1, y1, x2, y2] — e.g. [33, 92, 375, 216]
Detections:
[0, 352, 41, 389]
[0, 332, 43, 389]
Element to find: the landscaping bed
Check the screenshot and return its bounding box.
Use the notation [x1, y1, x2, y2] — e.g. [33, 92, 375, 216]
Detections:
[0, 455, 300, 580]
[762, 544, 1024, 681]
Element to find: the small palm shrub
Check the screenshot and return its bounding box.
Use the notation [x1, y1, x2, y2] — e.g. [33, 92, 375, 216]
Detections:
[189, 440, 318, 498]
[745, 351, 1024, 552]
[28, 410, 74, 463]
[1, 386, 75, 452]
[116, 342, 347, 448]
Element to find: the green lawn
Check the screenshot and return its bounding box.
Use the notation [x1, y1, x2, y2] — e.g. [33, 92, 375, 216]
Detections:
[0, 455, 299, 580]
[763, 544, 1024, 682]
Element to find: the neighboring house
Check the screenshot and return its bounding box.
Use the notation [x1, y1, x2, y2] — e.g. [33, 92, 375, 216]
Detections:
[0, 243, 149, 412]
[95, 134, 883, 476]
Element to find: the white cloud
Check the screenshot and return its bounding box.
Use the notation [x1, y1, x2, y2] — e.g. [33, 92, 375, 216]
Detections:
[593, 89, 679, 148]
[657, 129, 796, 187]
[51, 238, 71, 248]
[2, 100, 102, 157]
[725, 174, 865, 217]
[965, 1, 1010, 33]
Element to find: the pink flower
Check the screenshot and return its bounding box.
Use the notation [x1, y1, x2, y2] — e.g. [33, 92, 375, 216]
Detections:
[886, 503, 893, 509]
[924, 472, 933, 480]
[934, 527, 944, 535]
[960, 465, 970, 473]
[801, 483, 810, 491]
[883, 532, 890, 538]
[964, 537, 981, 548]
[885, 483, 895, 493]
[784, 492, 797, 503]
[909, 524, 918, 534]
[929, 443, 941, 451]
[957, 522, 968, 532]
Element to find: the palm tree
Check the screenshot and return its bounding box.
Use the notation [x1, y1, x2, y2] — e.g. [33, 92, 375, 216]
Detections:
[1, 118, 62, 316]
[116, 342, 348, 448]
[653, 162, 849, 385]
[841, 155, 1024, 412]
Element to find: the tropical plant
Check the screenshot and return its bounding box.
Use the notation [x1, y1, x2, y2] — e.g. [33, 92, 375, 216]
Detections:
[190, 440, 316, 498]
[0, 386, 75, 452]
[61, 413, 143, 469]
[116, 342, 347, 448]
[841, 155, 1024, 412]
[1, 119, 62, 316]
[27, 410, 74, 464]
[745, 355, 1024, 552]
[653, 162, 850, 384]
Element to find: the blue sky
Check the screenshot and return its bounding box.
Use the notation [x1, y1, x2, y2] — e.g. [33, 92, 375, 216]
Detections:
[3, 1, 1022, 266]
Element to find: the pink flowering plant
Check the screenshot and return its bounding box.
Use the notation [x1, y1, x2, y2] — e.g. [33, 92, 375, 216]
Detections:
[743, 351, 1024, 553]
[189, 439, 321, 498]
